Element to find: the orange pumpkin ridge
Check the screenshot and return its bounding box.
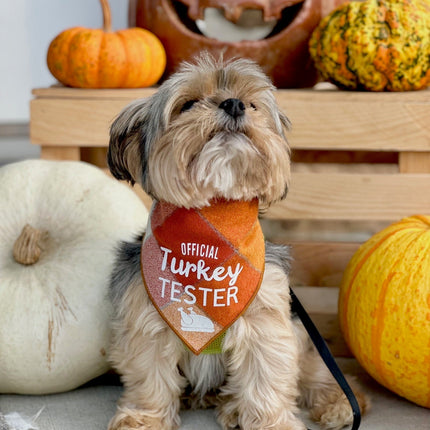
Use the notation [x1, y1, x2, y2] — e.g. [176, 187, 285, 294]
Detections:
[340, 226, 405, 345]
[371, 262, 402, 387]
[47, 27, 83, 86]
[69, 29, 104, 88]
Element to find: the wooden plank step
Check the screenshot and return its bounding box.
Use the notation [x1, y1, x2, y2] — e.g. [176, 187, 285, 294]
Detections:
[31, 87, 430, 151]
[289, 241, 360, 287]
[267, 172, 430, 221]
[293, 286, 351, 357]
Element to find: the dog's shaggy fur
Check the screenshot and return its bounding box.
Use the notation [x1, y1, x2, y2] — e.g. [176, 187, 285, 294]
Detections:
[107, 54, 369, 430]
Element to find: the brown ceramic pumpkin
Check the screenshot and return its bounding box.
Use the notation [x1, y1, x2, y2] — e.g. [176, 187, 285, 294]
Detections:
[132, 0, 348, 88]
[47, 0, 166, 88]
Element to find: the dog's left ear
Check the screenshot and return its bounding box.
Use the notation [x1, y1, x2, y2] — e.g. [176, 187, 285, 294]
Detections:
[107, 99, 150, 186]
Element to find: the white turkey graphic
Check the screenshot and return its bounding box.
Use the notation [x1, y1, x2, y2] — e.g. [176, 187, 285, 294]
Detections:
[178, 307, 215, 333]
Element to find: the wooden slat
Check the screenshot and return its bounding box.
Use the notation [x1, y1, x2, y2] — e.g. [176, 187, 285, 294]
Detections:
[30, 99, 129, 146]
[80, 147, 108, 168]
[281, 96, 430, 152]
[267, 172, 430, 221]
[31, 87, 430, 151]
[32, 86, 156, 99]
[292, 286, 352, 356]
[98, 171, 430, 222]
[289, 241, 360, 287]
[293, 286, 339, 313]
[277, 89, 429, 151]
[96, 173, 430, 222]
[32, 85, 430, 102]
[309, 313, 351, 357]
[399, 152, 430, 173]
[40, 146, 81, 161]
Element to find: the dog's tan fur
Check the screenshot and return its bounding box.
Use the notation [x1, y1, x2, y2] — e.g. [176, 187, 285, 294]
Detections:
[107, 54, 369, 430]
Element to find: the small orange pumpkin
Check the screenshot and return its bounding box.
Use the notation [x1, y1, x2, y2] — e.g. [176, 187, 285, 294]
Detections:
[47, 0, 166, 88]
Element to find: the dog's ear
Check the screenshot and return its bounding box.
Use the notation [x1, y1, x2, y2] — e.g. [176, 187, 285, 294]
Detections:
[277, 110, 291, 142]
[274, 109, 291, 202]
[279, 111, 291, 133]
[263, 89, 291, 141]
[107, 99, 150, 186]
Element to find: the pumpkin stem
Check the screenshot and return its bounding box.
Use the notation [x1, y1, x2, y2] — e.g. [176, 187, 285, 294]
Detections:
[100, 0, 112, 32]
[13, 224, 49, 266]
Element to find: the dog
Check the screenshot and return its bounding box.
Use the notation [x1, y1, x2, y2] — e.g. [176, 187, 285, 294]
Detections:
[106, 54, 369, 430]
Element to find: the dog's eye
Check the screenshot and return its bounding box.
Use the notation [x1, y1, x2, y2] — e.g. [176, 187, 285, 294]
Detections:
[180, 100, 198, 113]
[250, 103, 257, 110]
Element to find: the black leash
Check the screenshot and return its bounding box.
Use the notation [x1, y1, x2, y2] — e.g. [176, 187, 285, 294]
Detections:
[290, 288, 361, 430]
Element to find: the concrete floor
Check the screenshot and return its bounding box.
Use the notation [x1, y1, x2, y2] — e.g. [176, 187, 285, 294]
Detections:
[0, 359, 429, 430]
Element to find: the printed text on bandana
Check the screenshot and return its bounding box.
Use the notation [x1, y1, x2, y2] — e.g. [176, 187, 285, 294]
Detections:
[158, 245, 242, 307]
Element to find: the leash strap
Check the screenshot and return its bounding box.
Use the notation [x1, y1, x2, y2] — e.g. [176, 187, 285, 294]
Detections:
[289, 288, 361, 430]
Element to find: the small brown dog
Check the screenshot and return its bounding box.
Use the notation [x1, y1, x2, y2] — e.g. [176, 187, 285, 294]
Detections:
[107, 54, 368, 430]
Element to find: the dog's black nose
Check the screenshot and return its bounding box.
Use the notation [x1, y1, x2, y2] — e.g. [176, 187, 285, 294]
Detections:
[219, 98, 246, 119]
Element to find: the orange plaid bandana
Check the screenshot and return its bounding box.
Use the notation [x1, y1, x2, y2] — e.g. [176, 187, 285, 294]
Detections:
[141, 198, 265, 354]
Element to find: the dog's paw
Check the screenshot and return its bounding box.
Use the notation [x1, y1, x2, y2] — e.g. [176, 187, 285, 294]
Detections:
[217, 403, 306, 430]
[108, 406, 175, 430]
[276, 415, 308, 430]
[310, 381, 370, 430]
[216, 399, 239, 429]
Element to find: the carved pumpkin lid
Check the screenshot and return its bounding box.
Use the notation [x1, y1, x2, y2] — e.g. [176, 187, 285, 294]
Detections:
[180, 0, 304, 22]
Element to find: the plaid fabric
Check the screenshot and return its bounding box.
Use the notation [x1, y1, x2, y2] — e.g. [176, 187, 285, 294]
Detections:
[141, 198, 265, 354]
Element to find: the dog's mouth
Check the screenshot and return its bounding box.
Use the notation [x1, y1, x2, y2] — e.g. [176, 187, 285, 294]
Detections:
[171, 0, 304, 42]
[218, 116, 252, 137]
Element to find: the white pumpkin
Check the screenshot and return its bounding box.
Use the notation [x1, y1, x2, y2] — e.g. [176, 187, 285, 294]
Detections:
[0, 160, 148, 394]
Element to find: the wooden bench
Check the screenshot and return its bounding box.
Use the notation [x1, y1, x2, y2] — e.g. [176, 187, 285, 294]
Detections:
[30, 86, 430, 356]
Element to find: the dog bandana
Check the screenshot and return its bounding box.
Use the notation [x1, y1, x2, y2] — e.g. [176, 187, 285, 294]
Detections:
[141, 198, 265, 355]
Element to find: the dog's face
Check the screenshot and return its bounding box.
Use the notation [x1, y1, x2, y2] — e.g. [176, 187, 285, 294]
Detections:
[108, 54, 291, 208]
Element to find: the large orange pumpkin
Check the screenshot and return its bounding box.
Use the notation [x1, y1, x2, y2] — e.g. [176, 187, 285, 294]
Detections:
[339, 215, 430, 408]
[47, 0, 166, 88]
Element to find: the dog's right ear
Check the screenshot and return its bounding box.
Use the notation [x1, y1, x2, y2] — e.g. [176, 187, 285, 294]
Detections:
[107, 99, 150, 186]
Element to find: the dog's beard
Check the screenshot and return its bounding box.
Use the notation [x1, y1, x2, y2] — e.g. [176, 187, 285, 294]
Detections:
[148, 122, 289, 209]
[191, 132, 265, 200]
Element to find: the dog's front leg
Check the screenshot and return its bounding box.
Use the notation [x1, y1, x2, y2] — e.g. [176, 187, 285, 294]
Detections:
[108, 282, 187, 430]
[217, 270, 307, 430]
